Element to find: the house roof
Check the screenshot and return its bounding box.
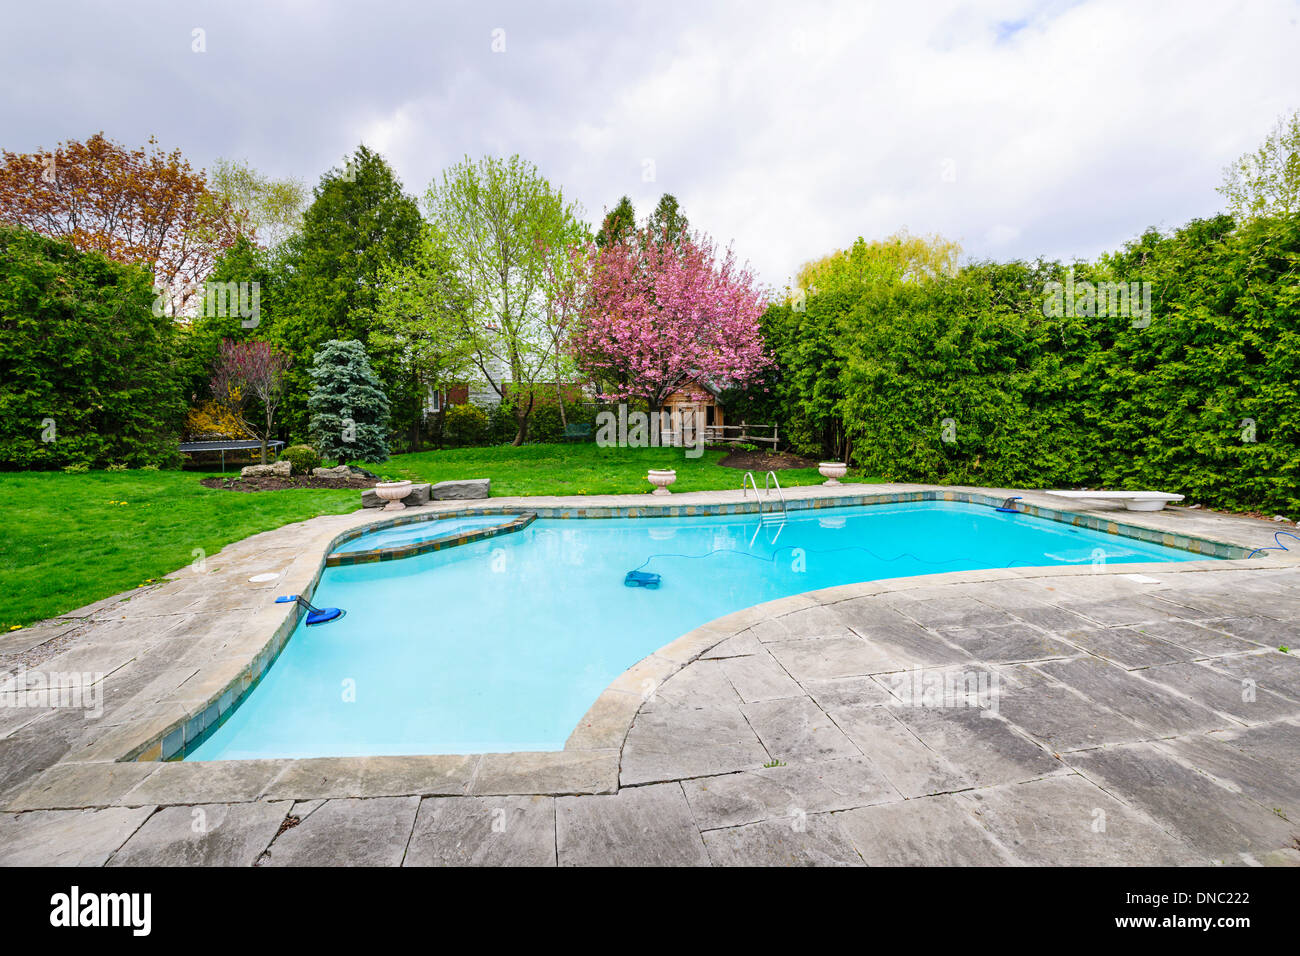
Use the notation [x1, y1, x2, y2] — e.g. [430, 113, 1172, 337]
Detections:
[670, 374, 728, 402]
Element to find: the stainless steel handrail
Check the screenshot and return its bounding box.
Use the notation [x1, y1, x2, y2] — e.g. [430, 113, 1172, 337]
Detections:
[764, 471, 787, 517]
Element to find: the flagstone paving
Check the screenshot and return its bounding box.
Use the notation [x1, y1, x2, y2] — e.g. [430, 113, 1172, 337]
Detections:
[2, 485, 1300, 866]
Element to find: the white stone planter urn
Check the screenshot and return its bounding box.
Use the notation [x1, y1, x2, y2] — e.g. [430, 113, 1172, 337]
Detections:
[819, 461, 848, 486]
[647, 469, 677, 496]
[375, 480, 412, 511]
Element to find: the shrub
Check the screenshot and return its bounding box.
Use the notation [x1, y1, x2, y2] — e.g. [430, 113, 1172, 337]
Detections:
[485, 394, 599, 444]
[443, 404, 491, 446]
[0, 225, 185, 469]
[486, 402, 517, 444]
[184, 400, 247, 440]
[278, 444, 321, 475]
[755, 212, 1300, 515]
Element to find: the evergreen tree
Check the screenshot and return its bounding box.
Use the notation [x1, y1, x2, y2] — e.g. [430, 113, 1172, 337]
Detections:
[308, 339, 391, 463]
[273, 145, 421, 433]
[596, 196, 636, 247]
[646, 193, 689, 245]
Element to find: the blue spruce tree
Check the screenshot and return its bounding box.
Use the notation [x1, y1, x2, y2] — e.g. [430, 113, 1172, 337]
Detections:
[308, 339, 391, 463]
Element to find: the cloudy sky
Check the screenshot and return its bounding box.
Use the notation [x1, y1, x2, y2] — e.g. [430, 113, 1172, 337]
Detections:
[2, 0, 1297, 288]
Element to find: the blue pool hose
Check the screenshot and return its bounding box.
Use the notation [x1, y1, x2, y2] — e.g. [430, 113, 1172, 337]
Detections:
[1246, 530, 1300, 560]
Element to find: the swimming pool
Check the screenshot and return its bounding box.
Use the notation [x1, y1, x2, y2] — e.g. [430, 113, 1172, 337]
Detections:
[186, 500, 1205, 760]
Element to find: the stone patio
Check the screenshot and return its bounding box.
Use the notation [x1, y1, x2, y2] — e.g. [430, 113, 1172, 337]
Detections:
[3, 483, 1299, 866]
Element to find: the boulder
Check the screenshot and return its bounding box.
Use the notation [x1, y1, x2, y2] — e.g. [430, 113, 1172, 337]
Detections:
[313, 465, 353, 478]
[348, 465, 379, 479]
[432, 478, 490, 500]
[403, 483, 432, 506]
[241, 461, 292, 478]
[360, 488, 383, 509]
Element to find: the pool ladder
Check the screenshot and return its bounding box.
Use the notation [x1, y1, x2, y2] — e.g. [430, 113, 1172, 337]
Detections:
[743, 471, 787, 545]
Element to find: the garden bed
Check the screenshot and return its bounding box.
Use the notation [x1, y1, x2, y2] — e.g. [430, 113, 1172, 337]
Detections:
[200, 474, 378, 492]
[716, 447, 821, 471]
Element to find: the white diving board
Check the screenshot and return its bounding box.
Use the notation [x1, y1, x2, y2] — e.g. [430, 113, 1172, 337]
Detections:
[1042, 490, 1186, 512]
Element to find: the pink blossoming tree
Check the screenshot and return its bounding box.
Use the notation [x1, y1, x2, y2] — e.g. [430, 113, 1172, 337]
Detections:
[567, 227, 771, 414]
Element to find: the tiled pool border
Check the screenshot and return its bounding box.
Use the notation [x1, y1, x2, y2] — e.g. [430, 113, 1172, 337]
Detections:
[325, 511, 536, 566]
[113, 489, 1259, 765]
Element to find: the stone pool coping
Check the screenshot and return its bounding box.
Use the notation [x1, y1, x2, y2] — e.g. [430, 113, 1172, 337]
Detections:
[7, 482, 1297, 809]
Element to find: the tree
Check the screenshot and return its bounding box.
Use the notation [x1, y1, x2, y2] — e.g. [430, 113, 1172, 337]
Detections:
[539, 238, 592, 427]
[569, 226, 771, 413]
[794, 229, 961, 297]
[425, 155, 588, 444]
[1219, 108, 1300, 220]
[369, 224, 477, 446]
[206, 157, 306, 247]
[646, 193, 689, 246]
[0, 225, 186, 468]
[308, 339, 391, 463]
[756, 231, 961, 460]
[270, 145, 422, 434]
[0, 133, 240, 314]
[179, 233, 284, 405]
[210, 339, 291, 464]
[596, 196, 636, 248]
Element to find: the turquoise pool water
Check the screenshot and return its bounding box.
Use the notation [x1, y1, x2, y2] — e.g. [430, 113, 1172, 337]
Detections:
[187, 501, 1204, 760]
[331, 515, 516, 554]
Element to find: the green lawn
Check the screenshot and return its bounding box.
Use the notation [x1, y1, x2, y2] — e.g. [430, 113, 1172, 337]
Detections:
[3, 444, 870, 629]
[367, 443, 840, 496]
[0, 471, 359, 630]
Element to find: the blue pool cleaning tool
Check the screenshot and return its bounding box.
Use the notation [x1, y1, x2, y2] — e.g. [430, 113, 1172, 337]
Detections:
[276, 594, 347, 626]
[624, 570, 662, 588]
[997, 496, 1022, 513]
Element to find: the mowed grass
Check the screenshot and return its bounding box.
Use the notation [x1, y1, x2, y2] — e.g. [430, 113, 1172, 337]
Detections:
[0, 471, 359, 629]
[3, 444, 874, 628]
[367, 443, 844, 496]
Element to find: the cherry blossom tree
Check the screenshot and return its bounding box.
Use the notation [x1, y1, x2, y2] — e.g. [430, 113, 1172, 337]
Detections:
[568, 227, 771, 413]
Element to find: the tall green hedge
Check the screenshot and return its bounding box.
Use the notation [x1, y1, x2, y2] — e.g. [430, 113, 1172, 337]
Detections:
[0, 226, 185, 468]
[759, 212, 1300, 515]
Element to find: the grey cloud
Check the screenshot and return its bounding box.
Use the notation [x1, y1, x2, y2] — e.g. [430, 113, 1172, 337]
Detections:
[1, 0, 1296, 288]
